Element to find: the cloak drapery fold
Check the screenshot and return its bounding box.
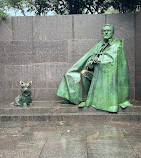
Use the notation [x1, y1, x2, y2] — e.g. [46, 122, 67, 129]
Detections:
[57, 39, 132, 112]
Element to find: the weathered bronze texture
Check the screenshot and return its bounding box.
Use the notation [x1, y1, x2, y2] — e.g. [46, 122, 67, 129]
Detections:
[57, 24, 132, 112]
[11, 81, 32, 106]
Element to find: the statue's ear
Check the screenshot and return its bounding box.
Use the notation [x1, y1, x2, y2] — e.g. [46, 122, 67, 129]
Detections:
[20, 81, 24, 86]
[29, 81, 32, 86]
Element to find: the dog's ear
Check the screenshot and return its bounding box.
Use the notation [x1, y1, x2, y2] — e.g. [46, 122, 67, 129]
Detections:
[29, 81, 32, 86]
[20, 81, 24, 86]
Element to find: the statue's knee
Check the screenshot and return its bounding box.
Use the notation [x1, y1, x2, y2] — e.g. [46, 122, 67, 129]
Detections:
[80, 70, 88, 77]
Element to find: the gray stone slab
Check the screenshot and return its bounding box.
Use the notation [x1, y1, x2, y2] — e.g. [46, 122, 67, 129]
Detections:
[0, 125, 29, 135]
[0, 41, 12, 54]
[127, 138, 141, 158]
[0, 42, 12, 64]
[106, 13, 135, 39]
[3, 52, 22, 65]
[33, 40, 68, 63]
[0, 52, 9, 65]
[21, 65, 33, 83]
[136, 11, 141, 37]
[33, 88, 60, 101]
[2, 89, 14, 102]
[136, 37, 141, 66]
[5, 65, 22, 88]
[40, 129, 87, 158]
[129, 87, 135, 100]
[11, 41, 33, 65]
[122, 129, 141, 138]
[124, 38, 135, 64]
[68, 39, 100, 63]
[11, 41, 32, 53]
[33, 64, 46, 88]
[74, 14, 105, 40]
[0, 101, 140, 116]
[0, 41, 33, 65]
[129, 64, 135, 88]
[1, 52, 32, 65]
[88, 143, 134, 153]
[0, 149, 41, 158]
[12, 17, 32, 41]
[46, 63, 69, 88]
[0, 122, 140, 158]
[136, 65, 141, 76]
[0, 80, 6, 100]
[0, 135, 22, 150]
[136, 73, 141, 87]
[16, 131, 48, 150]
[33, 16, 73, 41]
[22, 53, 33, 65]
[124, 38, 135, 89]
[0, 18, 13, 41]
[87, 127, 138, 157]
[0, 64, 5, 81]
[135, 65, 141, 99]
[135, 12, 141, 101]
[88, 150, 138, 158]
[6, 88, 21, 103]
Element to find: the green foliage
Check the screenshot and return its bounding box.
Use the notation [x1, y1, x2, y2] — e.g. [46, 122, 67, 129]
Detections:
[1, 0, 141, 16]
[51, 0, 108, 14]
[0, 9, 8, 18]
[106, 0, 141, 13]
[5, 0, 52, 16]
[51, 0, 141, 15]
[105, 6, 119, 14]
[4, 0, 26, 15]
[0, 0, 9, 18]
[26, 0, 52, 15]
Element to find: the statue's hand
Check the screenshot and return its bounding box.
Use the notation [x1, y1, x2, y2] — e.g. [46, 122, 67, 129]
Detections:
[93, 56, 101, 64]
[86, 55, 101, 69]
[86, 60, 94, 69]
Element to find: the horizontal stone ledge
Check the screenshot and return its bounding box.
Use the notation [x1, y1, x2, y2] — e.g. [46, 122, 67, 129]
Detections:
[0, 106, 141, 115]
[0, 113, 141, 122]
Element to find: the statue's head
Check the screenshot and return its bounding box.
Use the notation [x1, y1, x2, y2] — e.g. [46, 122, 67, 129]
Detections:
[102, 24, 114, 40]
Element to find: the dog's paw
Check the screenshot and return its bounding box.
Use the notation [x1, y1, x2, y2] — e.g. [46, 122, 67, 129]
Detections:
[29, 103, 32, 106]
[23, 103, 27, 106]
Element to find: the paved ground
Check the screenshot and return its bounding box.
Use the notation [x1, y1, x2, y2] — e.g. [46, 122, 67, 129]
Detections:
[0, 120, 140, 158]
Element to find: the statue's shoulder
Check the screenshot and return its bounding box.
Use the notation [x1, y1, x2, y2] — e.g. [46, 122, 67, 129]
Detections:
[113, 38, 124, 48]
[113, 38, 120, 43]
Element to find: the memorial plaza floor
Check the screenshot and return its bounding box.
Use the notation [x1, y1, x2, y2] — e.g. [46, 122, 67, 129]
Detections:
[0, 101, 141, 158]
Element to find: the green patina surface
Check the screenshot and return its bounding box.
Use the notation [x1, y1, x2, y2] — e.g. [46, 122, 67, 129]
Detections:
[11, 81, 32, 106]
[57, 24, 132, 112]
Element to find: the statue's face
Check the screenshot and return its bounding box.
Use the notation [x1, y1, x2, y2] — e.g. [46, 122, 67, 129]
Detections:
[102, 26, 114, 40]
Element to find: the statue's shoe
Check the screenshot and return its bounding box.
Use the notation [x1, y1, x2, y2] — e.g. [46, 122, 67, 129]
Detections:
[78, 102, 86, 108]
[107, 106, 118, 112]
[61, 100, 72, 104]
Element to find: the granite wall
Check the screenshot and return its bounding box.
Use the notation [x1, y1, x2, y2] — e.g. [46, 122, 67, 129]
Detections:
[135, 11, 141, 100]
[0, 13, 140, 102]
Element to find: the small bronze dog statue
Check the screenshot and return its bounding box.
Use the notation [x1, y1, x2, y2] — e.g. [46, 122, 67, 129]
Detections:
[11, 81, 32, 106]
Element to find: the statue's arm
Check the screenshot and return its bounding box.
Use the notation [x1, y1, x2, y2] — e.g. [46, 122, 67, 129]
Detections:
[86, 53, 101, 69]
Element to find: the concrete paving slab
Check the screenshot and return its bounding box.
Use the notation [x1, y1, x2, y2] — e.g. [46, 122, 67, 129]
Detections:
[0, 149, 41, 158]
[0, 121, 140, 158]
[40, 128, 87, 158]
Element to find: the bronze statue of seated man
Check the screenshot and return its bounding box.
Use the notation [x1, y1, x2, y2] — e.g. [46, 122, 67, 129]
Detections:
[57, 24, 132, 112]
